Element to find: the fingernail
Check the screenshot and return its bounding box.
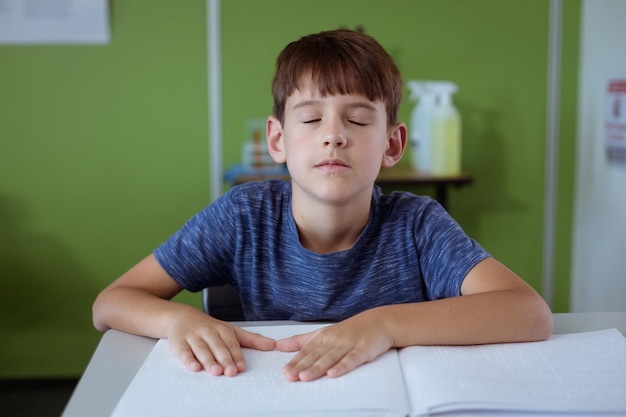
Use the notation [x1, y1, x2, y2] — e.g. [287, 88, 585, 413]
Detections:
[224, 365, 238, 377]
[300, 369, 313, 379]
[186, 361, 200, 372]
[208, 364, 223, 375]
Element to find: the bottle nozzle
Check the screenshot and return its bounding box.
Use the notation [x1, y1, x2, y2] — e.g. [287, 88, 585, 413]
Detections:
[407, 80, 435, 102]
[406, 80, 423, 101]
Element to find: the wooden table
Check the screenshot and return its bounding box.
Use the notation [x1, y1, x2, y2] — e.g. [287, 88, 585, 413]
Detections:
[376, 166, 473, 210]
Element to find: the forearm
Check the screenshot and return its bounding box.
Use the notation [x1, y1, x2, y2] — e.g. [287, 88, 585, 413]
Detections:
[92, 285, 203, 339]
[372, 288, 553, 348]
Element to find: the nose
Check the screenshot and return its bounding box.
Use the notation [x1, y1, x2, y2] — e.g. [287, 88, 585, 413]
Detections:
[321, 116, 348, 149]
[323, 127, 348, 148]
[323, 133, 347, 149]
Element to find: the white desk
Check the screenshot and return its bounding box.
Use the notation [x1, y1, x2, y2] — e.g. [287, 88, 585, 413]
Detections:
[61, 312, 626, 417]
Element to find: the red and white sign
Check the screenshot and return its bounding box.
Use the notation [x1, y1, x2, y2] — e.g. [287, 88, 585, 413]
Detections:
[606, 77, 626, 164]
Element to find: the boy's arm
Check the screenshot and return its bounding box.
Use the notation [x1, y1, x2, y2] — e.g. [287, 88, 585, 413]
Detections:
[277, 257, 553, 381]
[92, 254, 275, 376]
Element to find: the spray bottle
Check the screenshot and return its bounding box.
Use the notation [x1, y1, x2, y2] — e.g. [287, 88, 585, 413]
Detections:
[430, 81, 461, 175]
[407, 80, 436, 172]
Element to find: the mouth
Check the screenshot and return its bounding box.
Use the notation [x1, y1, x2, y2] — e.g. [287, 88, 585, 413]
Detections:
[315, 159, 349, 168]
[314, 159, 350, 174]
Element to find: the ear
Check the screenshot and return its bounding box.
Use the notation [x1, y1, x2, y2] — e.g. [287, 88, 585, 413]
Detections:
[381, 122, 407, 168]
[266, 116, 286, 163]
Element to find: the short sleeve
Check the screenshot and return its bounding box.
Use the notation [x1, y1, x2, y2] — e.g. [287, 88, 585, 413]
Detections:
[413, 200, 490, 300]
[153, 192, 237, 292]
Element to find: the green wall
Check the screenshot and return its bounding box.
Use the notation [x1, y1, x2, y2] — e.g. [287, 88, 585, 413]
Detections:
[0, 1, 209, 378]
[0, 0, 579, 378]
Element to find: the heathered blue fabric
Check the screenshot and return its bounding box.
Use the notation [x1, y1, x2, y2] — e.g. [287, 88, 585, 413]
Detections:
[153, 180, 490, 321]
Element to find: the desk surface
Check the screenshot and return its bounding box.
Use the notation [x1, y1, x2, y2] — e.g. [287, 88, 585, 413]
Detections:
[376, 165, 473, 185]
[62, 312, 626, 417]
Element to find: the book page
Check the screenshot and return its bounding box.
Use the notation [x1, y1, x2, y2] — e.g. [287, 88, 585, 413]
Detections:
[111, 324, 409, 417]
[399, 329, 626, 416]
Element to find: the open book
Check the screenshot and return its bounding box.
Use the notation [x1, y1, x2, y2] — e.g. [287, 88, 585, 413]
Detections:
[111, 325, 626, 417]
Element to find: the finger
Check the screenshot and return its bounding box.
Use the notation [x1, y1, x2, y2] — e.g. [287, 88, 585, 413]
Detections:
[203, 328, 246, 376]
[326, 349, 369, 378]
[234, 327, 276, 351]
[187, 334, 232, 376]
[169, 337, 209, 373]
[282, 349, 322, 381]
[283, 347, 346, 382]
[276, 331, 318, 352]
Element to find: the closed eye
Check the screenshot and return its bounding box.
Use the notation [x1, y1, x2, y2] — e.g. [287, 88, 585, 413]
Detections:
[303, 119, 321, 124]
[349, 120, 367, 126]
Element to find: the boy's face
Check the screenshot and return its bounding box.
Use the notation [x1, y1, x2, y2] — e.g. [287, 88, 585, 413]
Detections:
[267, 81, 405, 206]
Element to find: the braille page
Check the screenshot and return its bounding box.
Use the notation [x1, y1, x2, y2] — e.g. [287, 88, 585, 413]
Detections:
[111, 324, 409, 417]
[399, 329, 626, 416]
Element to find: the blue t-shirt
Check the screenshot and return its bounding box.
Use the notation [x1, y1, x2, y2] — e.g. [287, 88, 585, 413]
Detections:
[154, 180, 490, 321]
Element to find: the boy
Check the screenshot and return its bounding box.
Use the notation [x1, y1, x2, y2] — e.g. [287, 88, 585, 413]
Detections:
[93, 29, 552, 383]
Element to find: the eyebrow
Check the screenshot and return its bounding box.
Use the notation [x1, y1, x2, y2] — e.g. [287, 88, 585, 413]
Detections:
[291, 100, 378, 112]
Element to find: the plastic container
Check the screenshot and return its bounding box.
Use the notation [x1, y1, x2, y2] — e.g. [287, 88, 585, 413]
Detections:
[430, 81, 461, 175]
[406, 80, 436, 172]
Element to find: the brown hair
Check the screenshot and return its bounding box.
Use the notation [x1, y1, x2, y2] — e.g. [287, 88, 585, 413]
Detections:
[271, 29, 403, 127]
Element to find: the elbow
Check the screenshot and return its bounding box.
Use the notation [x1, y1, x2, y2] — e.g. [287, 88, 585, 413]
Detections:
[539, 307, 554, 340]
[532, 313, 553, 342]
[504, 287, 554, 343]
[92, 290, 111, 333]
[527, 293, 554, 341]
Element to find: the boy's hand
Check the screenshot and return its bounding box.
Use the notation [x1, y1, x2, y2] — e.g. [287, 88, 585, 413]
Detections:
[167, 311, 276, 377]
[276, 311, 393, 381]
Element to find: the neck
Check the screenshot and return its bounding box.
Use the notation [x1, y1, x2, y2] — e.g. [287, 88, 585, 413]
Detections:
[291, 187, 372, 254]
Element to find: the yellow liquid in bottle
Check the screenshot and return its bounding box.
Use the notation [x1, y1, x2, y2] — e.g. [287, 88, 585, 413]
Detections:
[430, 112, 461, 175]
